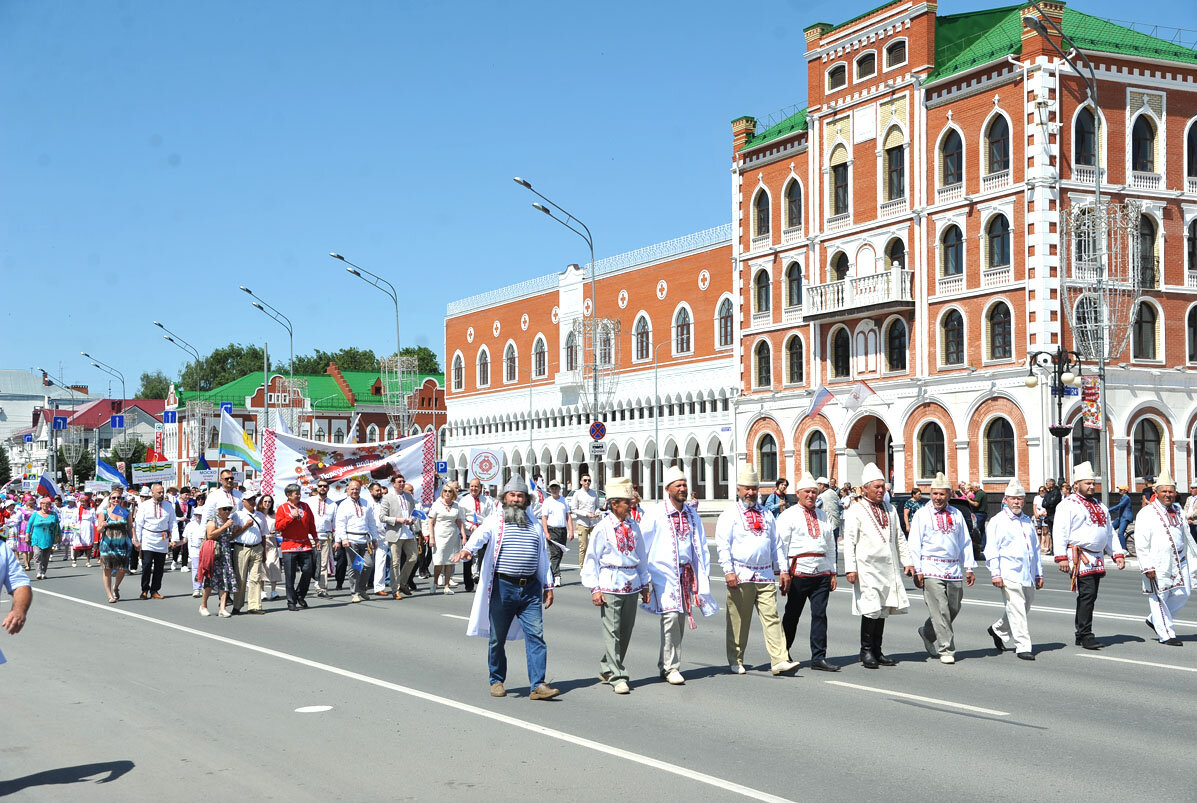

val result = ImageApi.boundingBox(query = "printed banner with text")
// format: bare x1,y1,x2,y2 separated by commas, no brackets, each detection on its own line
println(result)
1081,377,1102,430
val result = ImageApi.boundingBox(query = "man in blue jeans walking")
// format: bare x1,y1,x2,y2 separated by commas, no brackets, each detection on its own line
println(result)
454,475,559,700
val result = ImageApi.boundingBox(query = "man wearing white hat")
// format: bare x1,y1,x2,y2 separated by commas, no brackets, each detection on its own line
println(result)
581,477,651,694
908,473,975,664
984,479,1042,659
641,466,718,685
1052,461,1125,649
1132,469,1195,646
777,472,839,671
842,462,913,668
715,464,798,676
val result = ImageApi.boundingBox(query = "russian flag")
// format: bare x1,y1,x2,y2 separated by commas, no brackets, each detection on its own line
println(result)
805,385,834,420
36,473,60,499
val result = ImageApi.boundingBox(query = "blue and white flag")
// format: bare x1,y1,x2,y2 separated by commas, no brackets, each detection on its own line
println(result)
96,459,127,487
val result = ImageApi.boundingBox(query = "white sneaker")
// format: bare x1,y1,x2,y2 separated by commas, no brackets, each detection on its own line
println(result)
665,670,685,685
612,680,630,694
191,590,201,598
199,607,211,617
940,654,956,665
260,592,268,601
448,578,459,588
72,560,78,568
351,594,363,603
170,562,177,571
444,586,455,595
771,660,800,675
729,663,747,675
218,609,232,618
179,564,188,571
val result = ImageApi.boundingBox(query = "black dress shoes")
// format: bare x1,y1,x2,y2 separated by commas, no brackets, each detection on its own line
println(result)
287,603,299,611
297,598,309,609
1017,652,1035,660
875,652,897,667
987,626,1006,652
859,650,879,669
1077,635,1102,650
809,659,840,672
1163,637,1183,646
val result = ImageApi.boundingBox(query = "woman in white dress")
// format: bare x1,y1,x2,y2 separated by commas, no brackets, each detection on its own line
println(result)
258,495,283,600
427,485,466,594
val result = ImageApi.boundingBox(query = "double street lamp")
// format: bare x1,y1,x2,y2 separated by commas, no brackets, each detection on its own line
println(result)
1024,349,1085,484
81,352,127,447
240,286,294,430
153,321,205,398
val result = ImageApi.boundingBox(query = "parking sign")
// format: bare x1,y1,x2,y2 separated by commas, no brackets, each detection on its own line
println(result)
436,460,448,474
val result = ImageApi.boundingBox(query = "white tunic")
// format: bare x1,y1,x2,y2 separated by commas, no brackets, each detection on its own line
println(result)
715,502,784,583
776,503,836,576
640,501,717,616
1134,501,1197,593
135,500,177,553
308,495,338,536
581,513,650,594
842,499,911,617
908,503,975,581
984,509,1041,587
1053,494,1123,576
460,493,495,539
75,507,97,547
462,514,553,640
334,497,378,545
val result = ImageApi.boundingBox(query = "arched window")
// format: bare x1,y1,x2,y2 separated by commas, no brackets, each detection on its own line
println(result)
884,127,905,201
754,271,771,313
941,225,963,276
886,319,907,371
885,40,906,68
366,424,380,442
477,349,490,386
384,424,397,440
986,115,1010,174
314,426,325,442
785,180,802,230
1071,418,1100,469
753,190,770,237
919,422,946,478
988,302,1012,360
886,238,906,270
1075,107,1097,167
832,328,851,378
1188,121,1197,178
985,418,1015,477
333,427,345,444
758,434,778,483
598,327,612,365
941,130,963,186
831,149,849,216
755,341,771,387
831,252,850,282
565,332,578,371
452,354,463,390
1188,306,1197,363
786,336,804,384
504,344,517,383
827,64,846,90
1133,303,1157,360
987,214,1011,268
941,309,964,365
1133,418,1162,479
855,52,876,79
1139,215,1157,288
533,337,547,377
1189,220,1197,275
674,307,692,354
634,316,650,361
785,263,802,307
807,431,828,478
718,298,734,347
1132,116,1156,173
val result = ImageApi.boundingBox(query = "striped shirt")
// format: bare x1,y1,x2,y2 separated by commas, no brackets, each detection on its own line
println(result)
495,522,541,576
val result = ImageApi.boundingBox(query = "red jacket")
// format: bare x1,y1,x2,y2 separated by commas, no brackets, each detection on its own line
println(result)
274,501,317,552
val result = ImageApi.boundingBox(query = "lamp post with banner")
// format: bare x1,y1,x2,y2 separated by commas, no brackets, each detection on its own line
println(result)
1024,350,1085,483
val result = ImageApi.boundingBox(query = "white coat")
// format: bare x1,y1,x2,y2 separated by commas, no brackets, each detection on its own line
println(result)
640,501,718,617
462,512,553,641
842,499,911,617
1134,501,1197,594
984,509,1041,587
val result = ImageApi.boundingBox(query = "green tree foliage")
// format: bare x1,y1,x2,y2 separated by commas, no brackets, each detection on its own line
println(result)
399,345,441,374
136,370,172,399
286,347,378,375
0,448,10,486
55,447,95,483
101,438,149,482
180,343,271,393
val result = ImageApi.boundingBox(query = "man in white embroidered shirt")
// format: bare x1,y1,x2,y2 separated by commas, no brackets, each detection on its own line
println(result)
307,479,338,597
984,479,1042,659
1133,469,1195,646
134,483,177,600
777,472,839,672
231,482,267,615
908,473,976,664
335,478,379,604
715,464,798,677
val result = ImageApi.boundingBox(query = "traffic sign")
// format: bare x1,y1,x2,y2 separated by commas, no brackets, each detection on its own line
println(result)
220,402,234,415
436,460,448,474
110,414,125,430
23,434,33,443
589,421,606,441
163,410,178,424
589,441,606,459
52,416,68,430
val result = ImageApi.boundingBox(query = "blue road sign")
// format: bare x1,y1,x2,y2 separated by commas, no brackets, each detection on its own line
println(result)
163,410,178,424
110,414,125,430
220,402,234,415
589,421,606,441
24,433,33,443
52,416,68,430
436,460,448,474
1050,386,1080,397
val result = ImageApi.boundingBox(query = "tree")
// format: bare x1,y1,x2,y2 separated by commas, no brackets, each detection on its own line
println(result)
286,347,378,375
101,438,148,482
55,447,94,483
136,370,172,399
400,345,442,374
0,448,10,486
180,343,271,393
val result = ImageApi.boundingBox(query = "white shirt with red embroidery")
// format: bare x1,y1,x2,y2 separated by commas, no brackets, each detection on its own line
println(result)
580,512,650,594
1053,493,1122,573
776,503,836,576
908,503,975,580
714,501,784,583
1133,500,1196,592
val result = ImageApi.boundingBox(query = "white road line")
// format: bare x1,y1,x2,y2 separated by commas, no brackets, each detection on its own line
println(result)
824,680,1010,717
1074,653,1197,673
35,588,793,803
441,613,470,621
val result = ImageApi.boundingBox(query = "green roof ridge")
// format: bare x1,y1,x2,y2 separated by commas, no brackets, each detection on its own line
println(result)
742,107,809,150
1062,9,1197,65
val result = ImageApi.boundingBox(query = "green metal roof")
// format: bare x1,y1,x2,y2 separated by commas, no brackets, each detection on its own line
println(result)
741,107,808,150
175,370,443,411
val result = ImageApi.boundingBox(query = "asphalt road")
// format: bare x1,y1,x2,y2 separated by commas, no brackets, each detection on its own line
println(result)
1,541,1194,802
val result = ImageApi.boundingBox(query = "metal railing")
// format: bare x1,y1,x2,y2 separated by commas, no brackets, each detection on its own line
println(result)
981,169,1011,193
803,267,913,316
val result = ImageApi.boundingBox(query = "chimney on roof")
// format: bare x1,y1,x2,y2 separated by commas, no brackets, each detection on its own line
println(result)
732,116,757,155
1021,1,1067,61
326,361,355,406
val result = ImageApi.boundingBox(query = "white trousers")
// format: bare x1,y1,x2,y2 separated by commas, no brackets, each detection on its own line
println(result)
990,584,1035,653
372,544,389,592
1147,585,1190,642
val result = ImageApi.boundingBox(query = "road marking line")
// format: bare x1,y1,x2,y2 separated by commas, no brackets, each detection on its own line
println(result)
1074,653,1197,673
35,588,793,803
441,614,470,621
295,705,333,713
824,680,1009,717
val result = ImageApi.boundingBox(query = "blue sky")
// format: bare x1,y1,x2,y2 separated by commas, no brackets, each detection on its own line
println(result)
2,0,1188,395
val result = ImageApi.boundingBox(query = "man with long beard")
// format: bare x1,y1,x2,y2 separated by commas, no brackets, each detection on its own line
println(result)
453,475,558,700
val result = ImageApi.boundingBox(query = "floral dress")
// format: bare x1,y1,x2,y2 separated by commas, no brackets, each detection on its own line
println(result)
207,527,238,593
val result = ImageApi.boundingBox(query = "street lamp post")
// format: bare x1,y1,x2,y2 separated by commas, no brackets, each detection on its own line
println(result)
240,287,293,429
513,178,599,419
36,368,79,481
153,321,206,398
1024,349,1085,483
82,352,127,450
652,339,674,500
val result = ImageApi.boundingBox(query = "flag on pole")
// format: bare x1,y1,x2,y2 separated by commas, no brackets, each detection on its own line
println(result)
838,380,878,411
36,473,60,498
271,410,292,435
346,413,362,444
96,459,127,487
805,385,834,419
219,410,263,471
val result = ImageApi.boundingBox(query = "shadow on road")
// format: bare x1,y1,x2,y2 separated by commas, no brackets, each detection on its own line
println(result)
0,760,134,795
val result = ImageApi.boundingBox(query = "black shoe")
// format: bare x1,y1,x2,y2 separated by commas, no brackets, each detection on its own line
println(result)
406,584,420,593
876,652,897,666
231,607,242,615
809,659,840,672
1162,637,1183,646
1078,636,1102,650
297,598,309,609
1017,652,1036,661
287,603,299,611
335,584,344,591
1146,617,1156,634
987,626,1007,652
247,609,266,615
860,650,879,669
139,592,148,600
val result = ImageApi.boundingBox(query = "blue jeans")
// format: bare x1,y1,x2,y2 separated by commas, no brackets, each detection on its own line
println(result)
1117,520,1131,551
488,578,547,688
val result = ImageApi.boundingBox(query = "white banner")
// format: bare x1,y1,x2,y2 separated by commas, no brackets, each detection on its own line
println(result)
84,480,111,494
469,448,504,484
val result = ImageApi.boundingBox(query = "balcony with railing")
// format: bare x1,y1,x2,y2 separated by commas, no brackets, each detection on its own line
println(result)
1130,171,1162,191
781,225,803,244
937,273,964,295
937,183,964,204
825,212,851,232
1187,269,1197,289
879,197,907,218
750,232,771,252
982,264,1013,287
750,310,772,329
1072,165,1106,185
803,266,914,320
1187,176,1197,195
981,169,1010,193
782,304,803,324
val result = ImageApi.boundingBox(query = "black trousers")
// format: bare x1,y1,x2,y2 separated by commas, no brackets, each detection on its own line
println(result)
140,551,166,593
547,526,567,577
1075,574,1101,639
782,574,832,661
282,550,314,604
334,543,347,587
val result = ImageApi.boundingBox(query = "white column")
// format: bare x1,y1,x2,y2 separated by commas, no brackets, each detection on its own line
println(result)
1112,437,1131,488
703,455,716,501
834,447,849,486
890,440,906,491
954,438,971,484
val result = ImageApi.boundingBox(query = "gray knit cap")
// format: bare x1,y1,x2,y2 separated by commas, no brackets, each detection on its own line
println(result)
503,474,529,495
